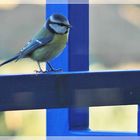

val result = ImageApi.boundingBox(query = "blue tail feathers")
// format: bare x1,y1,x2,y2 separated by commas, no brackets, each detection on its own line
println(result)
0,55,19,67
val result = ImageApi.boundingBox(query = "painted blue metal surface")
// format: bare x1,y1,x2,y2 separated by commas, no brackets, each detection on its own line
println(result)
68,4,89,132
1,71,140,111
0,70,139,136
46,1,89,136
69,130,137,136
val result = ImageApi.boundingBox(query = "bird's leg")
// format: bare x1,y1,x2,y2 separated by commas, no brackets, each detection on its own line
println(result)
35,61,47,73
47,62,62,72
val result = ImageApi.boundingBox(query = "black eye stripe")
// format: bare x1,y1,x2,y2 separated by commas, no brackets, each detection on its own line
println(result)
49,21,67,27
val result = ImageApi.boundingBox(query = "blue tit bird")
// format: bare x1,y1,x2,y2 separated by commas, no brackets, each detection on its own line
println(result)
0,14,71,73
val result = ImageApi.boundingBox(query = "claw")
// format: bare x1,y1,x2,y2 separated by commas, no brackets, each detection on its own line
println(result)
34,70,47,74
48,68,63,72
35,61,63,73
47,62,63,72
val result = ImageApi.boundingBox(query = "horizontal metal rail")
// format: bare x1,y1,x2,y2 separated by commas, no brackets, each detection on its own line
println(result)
0,70,140,111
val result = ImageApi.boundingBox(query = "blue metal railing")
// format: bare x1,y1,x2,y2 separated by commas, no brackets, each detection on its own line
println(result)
46,0,140,137
46,2,89,136
0,0,139,137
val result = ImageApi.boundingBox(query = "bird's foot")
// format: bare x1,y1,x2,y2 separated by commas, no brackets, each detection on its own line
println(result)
48,68,63,72
34,70,47,74
34,69,62,73
47,62,63,72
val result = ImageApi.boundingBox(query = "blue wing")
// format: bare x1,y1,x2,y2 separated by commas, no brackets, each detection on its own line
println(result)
16,35,54,60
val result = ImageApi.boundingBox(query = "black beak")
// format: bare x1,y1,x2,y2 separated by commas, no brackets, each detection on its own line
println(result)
66,24,72,28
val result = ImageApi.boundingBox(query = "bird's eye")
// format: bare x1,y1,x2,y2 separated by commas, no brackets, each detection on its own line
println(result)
57,23,63,27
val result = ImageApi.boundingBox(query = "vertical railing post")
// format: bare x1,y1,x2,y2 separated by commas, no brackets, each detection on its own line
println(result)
68,4,89,131
46,0,89,136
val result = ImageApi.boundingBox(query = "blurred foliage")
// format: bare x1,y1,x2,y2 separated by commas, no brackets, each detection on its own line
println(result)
4,110,46,136
89,105,137,132
0,110,46,136
90,5,140,68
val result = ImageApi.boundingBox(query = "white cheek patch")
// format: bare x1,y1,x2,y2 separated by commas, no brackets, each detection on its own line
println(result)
49,24,67,34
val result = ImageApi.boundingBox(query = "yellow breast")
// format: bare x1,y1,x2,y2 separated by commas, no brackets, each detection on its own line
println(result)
31,33,68,62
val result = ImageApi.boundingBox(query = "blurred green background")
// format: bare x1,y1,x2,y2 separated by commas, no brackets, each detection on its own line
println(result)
0,3,140,136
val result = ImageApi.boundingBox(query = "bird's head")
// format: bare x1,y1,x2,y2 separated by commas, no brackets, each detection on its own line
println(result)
46,14,71,35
